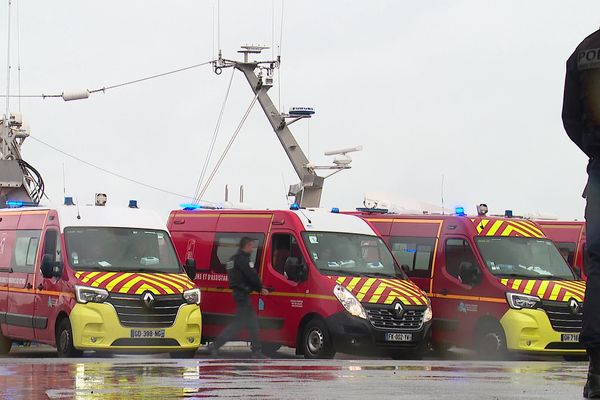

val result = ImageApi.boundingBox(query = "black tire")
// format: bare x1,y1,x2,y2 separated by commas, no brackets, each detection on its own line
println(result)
0,329,11,355
563,354,588,362
170,350,197,359
56,318,83,358
474,322,507,360
301,319,335,359
261,343,282,357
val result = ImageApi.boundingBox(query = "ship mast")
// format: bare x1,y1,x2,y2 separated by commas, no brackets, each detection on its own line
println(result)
214,46,360,208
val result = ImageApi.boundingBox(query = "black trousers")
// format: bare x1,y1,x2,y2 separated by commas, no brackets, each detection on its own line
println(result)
583,160,600,349
212,290,261,351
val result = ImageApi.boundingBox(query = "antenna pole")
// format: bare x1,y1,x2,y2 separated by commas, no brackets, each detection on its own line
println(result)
5,0,12,119
441,174,445,215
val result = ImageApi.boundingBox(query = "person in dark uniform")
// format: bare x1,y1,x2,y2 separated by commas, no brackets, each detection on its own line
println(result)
563,27,600,398
208,237,269,359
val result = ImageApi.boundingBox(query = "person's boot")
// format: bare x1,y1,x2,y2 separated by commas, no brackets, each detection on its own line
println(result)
207,343,220,358
585,348,600,398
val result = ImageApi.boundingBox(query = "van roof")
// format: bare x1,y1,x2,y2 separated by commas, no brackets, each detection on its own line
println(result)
1,205,167,232
357,212,545,238
170,208,377,236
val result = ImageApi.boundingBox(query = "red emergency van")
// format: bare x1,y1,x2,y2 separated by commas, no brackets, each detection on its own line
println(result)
168,207,432,359
536,221,587,280
0,200,201,357
355,210,586,358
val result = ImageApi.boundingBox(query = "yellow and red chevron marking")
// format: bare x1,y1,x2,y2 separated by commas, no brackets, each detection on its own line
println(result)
335,277,428,306
500,278,586,302
75,271,194,295
472,218,544,238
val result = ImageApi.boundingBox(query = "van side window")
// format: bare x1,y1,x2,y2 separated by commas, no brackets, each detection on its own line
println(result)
445,238,480,284
389,236,436,278
210,233,264,274
555,241,576,267
42,229,61,264
271,233,304,282
12,230,41,273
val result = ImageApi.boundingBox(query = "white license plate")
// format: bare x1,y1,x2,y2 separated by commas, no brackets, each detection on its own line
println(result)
385,333,413,342
561,334,580,343
130,329,165,339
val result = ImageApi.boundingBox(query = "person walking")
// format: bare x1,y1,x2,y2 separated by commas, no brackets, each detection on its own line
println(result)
563,28,600,398
208,237,269,359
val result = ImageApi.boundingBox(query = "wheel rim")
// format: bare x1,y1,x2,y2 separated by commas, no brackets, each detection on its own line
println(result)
59,329,69,353
481,332,502,353
307,328,324,355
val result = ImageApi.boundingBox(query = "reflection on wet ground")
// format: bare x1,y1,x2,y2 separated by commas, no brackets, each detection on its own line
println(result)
0,354,589,400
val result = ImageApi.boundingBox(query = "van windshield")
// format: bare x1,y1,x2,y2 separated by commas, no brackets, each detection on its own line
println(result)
302,232,404,279
475,237,575,280
64,227,181,273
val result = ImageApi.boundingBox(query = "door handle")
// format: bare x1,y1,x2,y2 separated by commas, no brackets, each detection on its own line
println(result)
440,289,449,296
25,283,33,290
37,284,44,291
266,287,275,293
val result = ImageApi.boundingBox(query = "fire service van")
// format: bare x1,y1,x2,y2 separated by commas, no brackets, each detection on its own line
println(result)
355,209,586,358
536,220,587,280
168,207,432,359
0,197,201,357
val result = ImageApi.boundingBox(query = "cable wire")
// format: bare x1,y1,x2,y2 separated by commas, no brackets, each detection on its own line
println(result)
192,67,235,203
28,135,217,204
197,90,259,200
0,60,214,98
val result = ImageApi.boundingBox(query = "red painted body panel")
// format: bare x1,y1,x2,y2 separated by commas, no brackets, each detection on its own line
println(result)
536,221,587,279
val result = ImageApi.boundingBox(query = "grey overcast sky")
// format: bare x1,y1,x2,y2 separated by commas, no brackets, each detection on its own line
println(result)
1,1,597,219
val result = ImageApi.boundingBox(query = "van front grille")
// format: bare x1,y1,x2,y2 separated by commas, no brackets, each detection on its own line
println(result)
541,300,583,333
364,304,425,331
107,293,185,328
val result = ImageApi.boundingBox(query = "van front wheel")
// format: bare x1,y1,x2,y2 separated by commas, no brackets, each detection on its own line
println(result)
56,319,83,358
0,329,11,355
302,319,335,359
475,322,507,360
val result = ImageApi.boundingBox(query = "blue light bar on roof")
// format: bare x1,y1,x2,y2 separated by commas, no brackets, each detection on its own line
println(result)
6,200,38,208
290,203,300,210
455,207,466,216
181,203,202,211
331,207,340,213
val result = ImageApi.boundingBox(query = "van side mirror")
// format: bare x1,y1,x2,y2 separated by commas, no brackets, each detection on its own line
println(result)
401,264,410,274
458,262,480,286
41,254,61,279
184,259,197,280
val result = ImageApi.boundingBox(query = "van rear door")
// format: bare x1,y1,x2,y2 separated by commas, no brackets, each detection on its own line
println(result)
6,215,42,340
0,212,19,334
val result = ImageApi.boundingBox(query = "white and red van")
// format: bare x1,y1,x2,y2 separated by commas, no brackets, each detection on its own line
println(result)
0,198,201,357
168,207,432,359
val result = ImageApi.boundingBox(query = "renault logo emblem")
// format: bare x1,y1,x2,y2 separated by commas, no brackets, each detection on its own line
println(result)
569,298,582,315
394,302,405,318
142,292,156,309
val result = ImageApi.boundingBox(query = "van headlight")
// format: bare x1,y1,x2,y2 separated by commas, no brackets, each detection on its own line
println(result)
75,285,109,304
506,292,540,310
423,297,433,323
183,288,201,305
333,284,367,319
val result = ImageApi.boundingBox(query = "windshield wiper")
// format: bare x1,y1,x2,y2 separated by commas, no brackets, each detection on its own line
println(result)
361,272,398,279
497,273,570,281
124,268,172,274
318,268,366,277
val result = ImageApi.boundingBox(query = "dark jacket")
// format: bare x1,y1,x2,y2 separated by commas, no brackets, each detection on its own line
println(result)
226,250,263,294
563,29,600,159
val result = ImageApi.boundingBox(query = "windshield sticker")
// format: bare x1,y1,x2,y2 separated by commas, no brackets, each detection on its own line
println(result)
308,235,319,244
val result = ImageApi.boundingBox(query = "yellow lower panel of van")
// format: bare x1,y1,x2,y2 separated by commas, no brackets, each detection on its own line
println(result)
500,309,583,354
70,303,201,352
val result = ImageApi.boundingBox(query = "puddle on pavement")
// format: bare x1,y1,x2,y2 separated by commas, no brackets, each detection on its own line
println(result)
0,360,588,399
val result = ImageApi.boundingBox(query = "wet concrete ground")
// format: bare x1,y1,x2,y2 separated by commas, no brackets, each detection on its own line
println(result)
0,346,590,399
